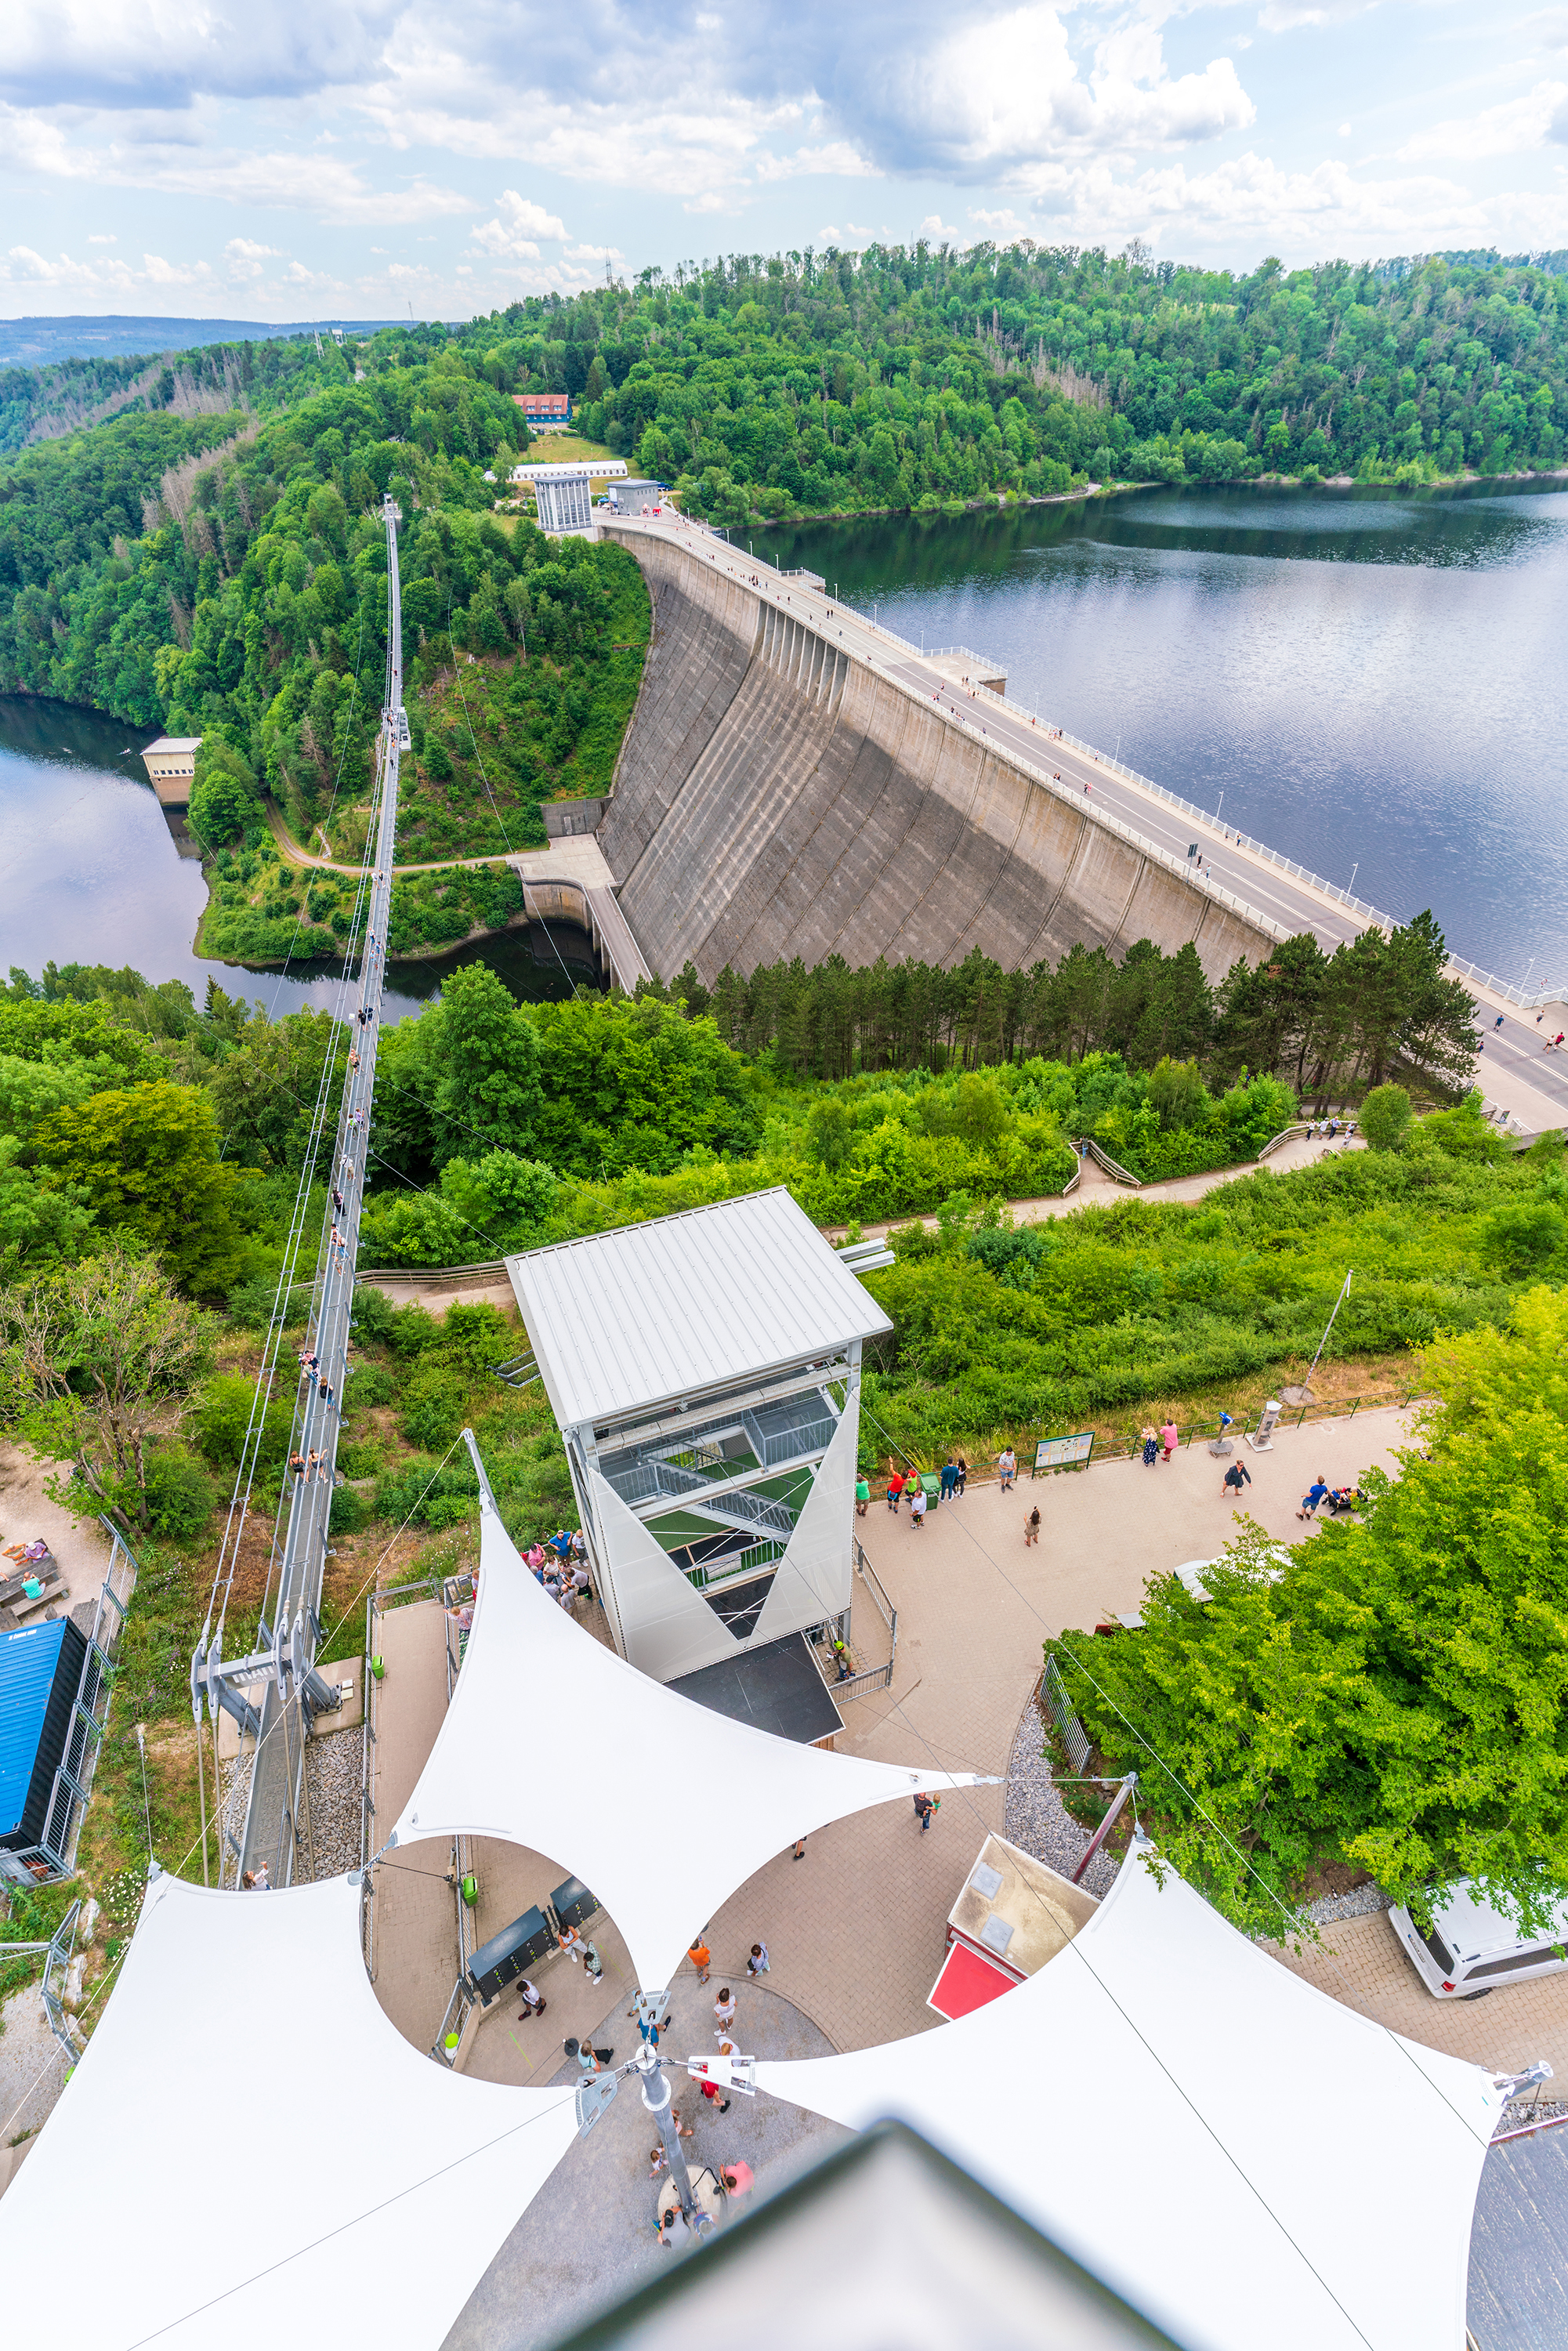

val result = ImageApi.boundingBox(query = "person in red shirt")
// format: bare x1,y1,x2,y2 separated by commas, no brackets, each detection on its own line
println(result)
886,1469,905,1512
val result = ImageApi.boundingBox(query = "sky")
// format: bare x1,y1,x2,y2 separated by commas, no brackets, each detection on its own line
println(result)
0,0,1564,320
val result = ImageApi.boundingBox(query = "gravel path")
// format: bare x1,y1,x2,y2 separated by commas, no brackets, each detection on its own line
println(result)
1003,1699,1117,1899
303,1727,363,1880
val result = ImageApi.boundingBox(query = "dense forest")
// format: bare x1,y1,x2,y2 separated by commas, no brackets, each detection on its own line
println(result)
437,239,1568,518
0,342,663,871
5,236,1563,820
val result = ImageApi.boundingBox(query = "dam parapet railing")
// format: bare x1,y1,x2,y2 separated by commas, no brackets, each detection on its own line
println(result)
835,589,1563,1012
686,529,1555,1012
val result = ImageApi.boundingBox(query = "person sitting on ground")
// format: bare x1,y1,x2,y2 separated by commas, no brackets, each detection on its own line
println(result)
1298,1476,1331,1520
1222,1460,1251,1502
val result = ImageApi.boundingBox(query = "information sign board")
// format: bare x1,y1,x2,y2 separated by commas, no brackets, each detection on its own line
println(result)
1032,1433,1094,1476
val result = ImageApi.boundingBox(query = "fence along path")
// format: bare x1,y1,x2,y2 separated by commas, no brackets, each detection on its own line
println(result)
196,494,408,1891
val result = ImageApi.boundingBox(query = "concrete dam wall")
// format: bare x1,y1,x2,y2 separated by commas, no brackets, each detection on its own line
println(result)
599,526,1275,987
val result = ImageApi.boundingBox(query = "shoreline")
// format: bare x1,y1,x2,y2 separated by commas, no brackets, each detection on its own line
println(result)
718,462,1568,532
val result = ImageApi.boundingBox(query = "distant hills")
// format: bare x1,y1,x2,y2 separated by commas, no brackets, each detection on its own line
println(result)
0,316,413,368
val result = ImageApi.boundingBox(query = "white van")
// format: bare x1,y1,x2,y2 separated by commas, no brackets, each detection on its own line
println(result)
1389,1880,1568,1998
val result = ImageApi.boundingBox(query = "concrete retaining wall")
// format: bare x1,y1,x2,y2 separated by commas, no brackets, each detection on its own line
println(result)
600,528,1273,986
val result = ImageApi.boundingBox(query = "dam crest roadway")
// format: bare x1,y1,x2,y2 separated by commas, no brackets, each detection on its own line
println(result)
595,511,1568,1135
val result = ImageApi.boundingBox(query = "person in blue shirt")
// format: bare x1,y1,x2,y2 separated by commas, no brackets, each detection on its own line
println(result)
1298,1476,1331,1520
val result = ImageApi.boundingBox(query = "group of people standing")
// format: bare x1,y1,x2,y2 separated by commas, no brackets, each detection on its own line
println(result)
524,1528,592,1611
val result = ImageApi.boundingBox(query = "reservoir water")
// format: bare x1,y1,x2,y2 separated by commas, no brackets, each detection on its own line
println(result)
5,481,1566,1004
0,696,597,1022
761,480,1568,992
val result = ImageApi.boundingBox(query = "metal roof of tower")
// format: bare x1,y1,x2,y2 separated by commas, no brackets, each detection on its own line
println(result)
505,1187,893,1430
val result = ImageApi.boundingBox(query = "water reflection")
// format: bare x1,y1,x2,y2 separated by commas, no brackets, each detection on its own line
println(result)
0,696,602,1023
758,481,1568,984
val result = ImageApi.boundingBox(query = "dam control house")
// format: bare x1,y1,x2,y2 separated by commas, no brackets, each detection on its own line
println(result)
505,1190,893,1685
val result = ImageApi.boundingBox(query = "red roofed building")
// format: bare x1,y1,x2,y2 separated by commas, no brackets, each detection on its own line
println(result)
514,392,571,428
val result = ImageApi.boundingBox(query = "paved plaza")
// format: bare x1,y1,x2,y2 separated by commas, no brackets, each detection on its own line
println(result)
357,1396,1568,2338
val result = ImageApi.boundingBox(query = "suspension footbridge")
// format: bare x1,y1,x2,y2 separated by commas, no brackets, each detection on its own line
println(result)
193,493,411,1889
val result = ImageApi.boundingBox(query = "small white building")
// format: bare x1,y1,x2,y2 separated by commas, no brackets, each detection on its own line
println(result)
140,734,201,808
512,458,628,538
506,1189,893,1683
606,478,667,516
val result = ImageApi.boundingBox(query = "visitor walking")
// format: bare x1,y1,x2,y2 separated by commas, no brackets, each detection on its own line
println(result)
910,1483,928,1528
516,1978,546,2018
688,1938,711,1984
1024,1506,1041,1548
855,1476,870,1516
1221,1461,1251,1502
1298,1476,1331,1520
998,1446,1017,1491
565,2036,614,2073
914,1792,939,1833
1161,1420,1179,1463
791,1837,807,1861
721,2162,755,2203
713,1987,737,2032
1140,1425,1159,1467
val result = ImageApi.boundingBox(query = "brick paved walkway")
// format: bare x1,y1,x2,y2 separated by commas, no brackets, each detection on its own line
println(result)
704,1409,1414,2052
1266,1912,1568,2083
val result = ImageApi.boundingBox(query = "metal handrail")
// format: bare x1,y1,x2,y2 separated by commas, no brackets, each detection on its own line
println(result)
686,1535,786,1592
1080,1136,1141,1188
1040,1656,1092,1775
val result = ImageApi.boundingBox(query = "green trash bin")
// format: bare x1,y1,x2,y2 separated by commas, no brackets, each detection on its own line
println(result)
920,1472,940,1510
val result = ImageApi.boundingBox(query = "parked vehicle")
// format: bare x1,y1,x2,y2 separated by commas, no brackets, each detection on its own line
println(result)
1389,1880,1568,1998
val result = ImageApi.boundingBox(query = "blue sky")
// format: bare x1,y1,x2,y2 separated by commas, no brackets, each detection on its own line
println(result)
1,0,1564,317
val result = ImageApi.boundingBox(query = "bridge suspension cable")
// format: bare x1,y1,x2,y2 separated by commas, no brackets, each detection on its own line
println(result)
193,494,410,1890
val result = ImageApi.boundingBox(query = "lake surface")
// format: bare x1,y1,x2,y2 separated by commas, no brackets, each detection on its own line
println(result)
759,480,1568,991
0,697,598,1023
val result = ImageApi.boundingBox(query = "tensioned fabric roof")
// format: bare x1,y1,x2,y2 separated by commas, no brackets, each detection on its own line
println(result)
505,1186,893,1430
754,1840,1506,2351
0,1872,578,2351
389,1468,987,1988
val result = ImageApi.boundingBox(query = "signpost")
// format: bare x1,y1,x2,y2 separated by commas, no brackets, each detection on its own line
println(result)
1032,1433,1094,1477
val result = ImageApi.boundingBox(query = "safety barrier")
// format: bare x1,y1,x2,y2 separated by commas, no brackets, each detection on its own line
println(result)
1039,1656,1092,1775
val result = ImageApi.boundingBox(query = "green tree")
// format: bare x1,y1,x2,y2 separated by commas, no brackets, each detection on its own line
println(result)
0,1244,215,1530
28,1079,248,1291
1051,1287,1568,1936
205,1008,346,1173
1360,1084,1413,1151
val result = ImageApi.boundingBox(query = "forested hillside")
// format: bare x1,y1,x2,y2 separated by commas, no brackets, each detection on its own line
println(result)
0,341,658,867
432,240,1568,517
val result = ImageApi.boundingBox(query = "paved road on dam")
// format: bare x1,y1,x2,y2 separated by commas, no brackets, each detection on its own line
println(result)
617,514,1568,1132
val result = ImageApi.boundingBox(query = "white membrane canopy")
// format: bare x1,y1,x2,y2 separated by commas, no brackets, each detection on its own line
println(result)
391,1480,987,1987
0,1872,577,2351
754,1842,1505,2351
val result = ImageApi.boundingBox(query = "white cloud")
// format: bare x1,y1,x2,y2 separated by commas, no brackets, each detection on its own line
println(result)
685,190,730,213
755,139,877,181
87,230,117,244
224,234,280,281
567,241,624,261
469,190,568,258
143,251,214,285
917,212,964,241
1398,79,1568,161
